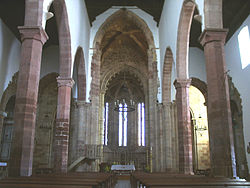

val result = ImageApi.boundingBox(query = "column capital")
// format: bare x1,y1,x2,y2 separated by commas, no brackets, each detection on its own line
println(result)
18,26,48,45
174,79,192,89
0,111,7,119
199,28,228,47
57,77,75,88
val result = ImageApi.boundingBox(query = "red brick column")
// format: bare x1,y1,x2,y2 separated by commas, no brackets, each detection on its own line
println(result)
200,29,237,177
54,77,74,173
9,26,48,177
174,79,193,174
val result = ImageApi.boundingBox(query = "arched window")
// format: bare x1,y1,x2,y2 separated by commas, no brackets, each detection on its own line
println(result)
119,103,128,146
103,102,109,145
138,103,145,146
238,26,250,69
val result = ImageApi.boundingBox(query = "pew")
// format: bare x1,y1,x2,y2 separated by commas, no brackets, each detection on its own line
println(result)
0,172,116,188
131,171,250,188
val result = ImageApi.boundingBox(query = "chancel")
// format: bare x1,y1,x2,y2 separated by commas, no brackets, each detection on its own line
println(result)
0,0,250,187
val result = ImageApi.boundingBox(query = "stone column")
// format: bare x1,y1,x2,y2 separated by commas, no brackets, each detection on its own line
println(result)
90,46,101,145
147,49,158,171
174,79,193,174
200,29,236,177
98,92,105,166
75,100,90,159
8,26,48,177
157,104,164,171
54,77,74,173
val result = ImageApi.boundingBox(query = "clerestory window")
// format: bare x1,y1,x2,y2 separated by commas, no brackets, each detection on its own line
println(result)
119,103,128,146
138,103,145,146
103,102,109,145
238,26,250,69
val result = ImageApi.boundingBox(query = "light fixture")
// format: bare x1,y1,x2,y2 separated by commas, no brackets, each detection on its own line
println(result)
114,98,135,112
113,72,135,112
194,115,207,131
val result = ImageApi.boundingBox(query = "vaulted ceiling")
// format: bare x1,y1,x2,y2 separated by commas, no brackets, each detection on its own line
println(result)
100,11,148,63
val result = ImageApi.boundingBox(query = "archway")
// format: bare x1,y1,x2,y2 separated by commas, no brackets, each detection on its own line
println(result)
189,85,210,174
228,76,249,178
91,9,157,172
176,0,197,79
0,72,18,147
52,0,72,77
72,47,86,101
49,0,74,173
33,73,58,174
0,95,16,162
174,0,200,174
162,47,173,105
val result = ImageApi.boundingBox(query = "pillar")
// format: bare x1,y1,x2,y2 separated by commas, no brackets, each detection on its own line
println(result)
9,26,48,177
147,49,158,171
75,100,89,159
200,29,236,177
90,45,101,145
54,77,74,173
174,79,193,174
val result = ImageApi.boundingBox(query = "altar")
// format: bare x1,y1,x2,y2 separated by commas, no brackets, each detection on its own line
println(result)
111,165,135,174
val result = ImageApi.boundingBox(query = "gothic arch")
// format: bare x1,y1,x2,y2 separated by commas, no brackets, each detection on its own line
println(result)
90,9,157,97
0,72,18,113
33,72,58,172
53,0,72,78
39,72,59,94
190,77,208,104
100,64,148,96
162,47,173,105
228,76,249,178
73,47,86,101
176,0,197,79
0,72,18,145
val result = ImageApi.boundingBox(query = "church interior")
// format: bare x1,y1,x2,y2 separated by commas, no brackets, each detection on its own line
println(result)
0,0,250,187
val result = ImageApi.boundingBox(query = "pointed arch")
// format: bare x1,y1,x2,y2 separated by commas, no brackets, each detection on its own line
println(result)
162,47,173,105
100,64,148,96
53,0,72,77
0,72,18,113
73,47,86,101
39,72,59,93
190,77,208,105
90,9,157,99
176,0,197,79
